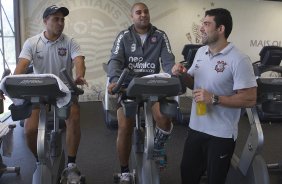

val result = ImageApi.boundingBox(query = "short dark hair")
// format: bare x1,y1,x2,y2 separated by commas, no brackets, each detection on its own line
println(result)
205,8,232,39
131,2,148,14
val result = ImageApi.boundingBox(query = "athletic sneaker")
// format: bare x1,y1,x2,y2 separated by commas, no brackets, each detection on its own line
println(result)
119,172,132,184
60,163,82,184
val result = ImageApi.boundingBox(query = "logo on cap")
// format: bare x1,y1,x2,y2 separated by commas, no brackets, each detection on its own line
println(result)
43,5,69,19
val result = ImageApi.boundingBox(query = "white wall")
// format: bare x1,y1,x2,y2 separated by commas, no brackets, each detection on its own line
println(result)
20,0,282,100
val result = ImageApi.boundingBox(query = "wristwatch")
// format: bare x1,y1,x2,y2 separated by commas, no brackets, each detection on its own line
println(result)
211,94,219,105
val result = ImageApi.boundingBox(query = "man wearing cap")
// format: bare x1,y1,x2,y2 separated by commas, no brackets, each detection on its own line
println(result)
14,5,87,179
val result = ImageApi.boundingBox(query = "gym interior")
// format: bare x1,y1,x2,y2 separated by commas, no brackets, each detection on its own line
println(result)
0,0,282,183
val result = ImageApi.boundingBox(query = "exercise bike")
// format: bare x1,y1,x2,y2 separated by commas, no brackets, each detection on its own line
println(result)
1,69,84,184
225,107,270,184
252,46,282,178
111,69,182,184
0,68,21,177
224,46,279,184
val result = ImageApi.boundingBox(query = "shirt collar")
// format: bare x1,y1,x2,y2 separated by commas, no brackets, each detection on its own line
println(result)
40,31,64,43
205,42,234,56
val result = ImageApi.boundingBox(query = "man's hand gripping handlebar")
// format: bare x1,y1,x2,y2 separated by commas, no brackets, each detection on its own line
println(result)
108,68,130,95
60,68,84,96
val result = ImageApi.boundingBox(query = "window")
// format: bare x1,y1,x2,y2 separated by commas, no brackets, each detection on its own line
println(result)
0,0,16,114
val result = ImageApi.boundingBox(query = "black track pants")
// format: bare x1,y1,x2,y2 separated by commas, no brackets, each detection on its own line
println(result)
180,129,235,184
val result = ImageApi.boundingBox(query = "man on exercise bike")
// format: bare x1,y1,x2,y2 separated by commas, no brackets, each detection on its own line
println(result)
107,2,175,183
13,5,87,180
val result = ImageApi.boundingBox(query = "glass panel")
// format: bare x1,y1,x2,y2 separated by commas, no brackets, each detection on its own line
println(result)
0,0,15,115
1,0,14,36
4,37,16,69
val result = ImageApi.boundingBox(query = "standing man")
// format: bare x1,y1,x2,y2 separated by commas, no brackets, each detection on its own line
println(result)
107,2,175,183
14,5,87,179
172,8,257,184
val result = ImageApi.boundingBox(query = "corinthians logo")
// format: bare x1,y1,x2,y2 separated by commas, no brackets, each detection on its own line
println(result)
186,2,216,44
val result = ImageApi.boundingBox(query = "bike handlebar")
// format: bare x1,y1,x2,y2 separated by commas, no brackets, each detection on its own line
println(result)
60,68,84,96
111,68,130,94
1,69,11,80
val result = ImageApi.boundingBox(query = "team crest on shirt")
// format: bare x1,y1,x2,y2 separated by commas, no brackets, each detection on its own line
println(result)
150,36,157,43
215,61,227,73
58,47,67,56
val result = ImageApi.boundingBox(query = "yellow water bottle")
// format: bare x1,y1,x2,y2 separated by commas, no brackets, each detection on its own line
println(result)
196,101,206,116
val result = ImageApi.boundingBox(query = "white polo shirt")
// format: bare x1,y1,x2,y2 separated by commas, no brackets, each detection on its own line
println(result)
19,31,84,82
188,43,257,140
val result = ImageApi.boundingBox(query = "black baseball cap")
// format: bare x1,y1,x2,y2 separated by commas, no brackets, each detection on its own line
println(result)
43,5,69,19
